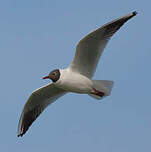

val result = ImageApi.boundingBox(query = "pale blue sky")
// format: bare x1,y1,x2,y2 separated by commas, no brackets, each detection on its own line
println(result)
0,0,150,152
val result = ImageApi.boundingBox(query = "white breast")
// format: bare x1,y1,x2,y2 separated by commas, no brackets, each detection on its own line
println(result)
55,68,93,93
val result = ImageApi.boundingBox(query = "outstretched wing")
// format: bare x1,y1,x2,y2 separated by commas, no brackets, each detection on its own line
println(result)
69,11,137,78
17,83,66,137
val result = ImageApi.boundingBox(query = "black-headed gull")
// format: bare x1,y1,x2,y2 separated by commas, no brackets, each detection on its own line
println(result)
18,11,137,137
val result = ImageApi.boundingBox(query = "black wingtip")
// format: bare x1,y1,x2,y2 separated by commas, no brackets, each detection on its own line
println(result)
18,132,25,137
17,134,22,137
17,131,24,137
132,11,137,16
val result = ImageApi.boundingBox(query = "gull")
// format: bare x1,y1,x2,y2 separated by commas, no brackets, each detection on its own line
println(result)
17,11,137,137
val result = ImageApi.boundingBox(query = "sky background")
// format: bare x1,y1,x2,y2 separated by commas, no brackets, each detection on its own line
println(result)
0,0,150,152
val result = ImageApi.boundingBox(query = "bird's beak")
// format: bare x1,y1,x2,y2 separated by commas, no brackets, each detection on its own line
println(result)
42,76,50,79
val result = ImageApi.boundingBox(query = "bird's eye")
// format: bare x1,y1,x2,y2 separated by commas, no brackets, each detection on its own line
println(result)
52,72,56,76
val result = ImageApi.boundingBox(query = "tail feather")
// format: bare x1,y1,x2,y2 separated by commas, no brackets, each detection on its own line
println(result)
88,80,114,100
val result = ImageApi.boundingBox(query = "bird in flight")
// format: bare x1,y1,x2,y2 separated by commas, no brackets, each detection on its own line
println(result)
18,11,137,137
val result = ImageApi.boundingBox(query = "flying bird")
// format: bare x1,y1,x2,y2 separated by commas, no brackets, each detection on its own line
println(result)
18,11,137,137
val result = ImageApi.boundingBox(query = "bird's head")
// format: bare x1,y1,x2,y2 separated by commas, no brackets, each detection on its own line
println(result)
43,69,60,82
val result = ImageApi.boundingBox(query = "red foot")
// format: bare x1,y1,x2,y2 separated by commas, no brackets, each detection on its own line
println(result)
92,88,105,97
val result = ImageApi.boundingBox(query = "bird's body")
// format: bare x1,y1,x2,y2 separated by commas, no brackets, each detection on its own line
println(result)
17,11,137,137
55,68,93,94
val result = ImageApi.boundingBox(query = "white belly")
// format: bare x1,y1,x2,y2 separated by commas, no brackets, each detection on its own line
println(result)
55,69,93,93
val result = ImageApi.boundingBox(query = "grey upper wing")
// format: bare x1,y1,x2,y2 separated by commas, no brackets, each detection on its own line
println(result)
17,83,66,137
69,11,137,78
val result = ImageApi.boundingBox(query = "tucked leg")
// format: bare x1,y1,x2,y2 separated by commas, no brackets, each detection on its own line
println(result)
91,88,105,97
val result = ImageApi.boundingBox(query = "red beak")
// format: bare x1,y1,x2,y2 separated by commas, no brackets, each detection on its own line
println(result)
42,76,50,79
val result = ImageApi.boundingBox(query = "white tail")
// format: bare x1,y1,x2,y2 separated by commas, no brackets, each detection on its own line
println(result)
88,80,114,100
